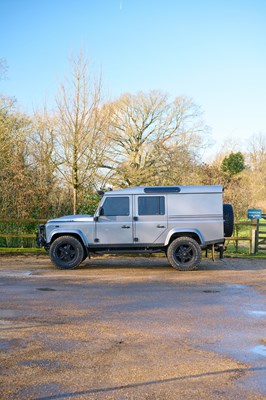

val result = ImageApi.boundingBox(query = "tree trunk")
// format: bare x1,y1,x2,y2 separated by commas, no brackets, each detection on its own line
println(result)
73,186,77,215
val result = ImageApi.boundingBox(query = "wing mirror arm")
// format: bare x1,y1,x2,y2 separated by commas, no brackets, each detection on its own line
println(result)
94,207,104,221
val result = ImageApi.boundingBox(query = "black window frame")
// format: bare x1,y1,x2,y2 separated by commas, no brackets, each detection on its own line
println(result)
102,196,130,216
138,196,165,216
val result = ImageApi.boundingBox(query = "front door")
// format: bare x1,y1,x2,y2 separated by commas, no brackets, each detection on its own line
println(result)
95,195,133,244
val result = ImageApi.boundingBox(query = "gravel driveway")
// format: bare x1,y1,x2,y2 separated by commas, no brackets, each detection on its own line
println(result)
1,254,266,399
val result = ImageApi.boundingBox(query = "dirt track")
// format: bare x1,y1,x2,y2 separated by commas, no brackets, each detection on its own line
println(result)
1,254,266,399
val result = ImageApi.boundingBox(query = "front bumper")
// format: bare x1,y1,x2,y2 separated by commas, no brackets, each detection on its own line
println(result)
36,224,48,248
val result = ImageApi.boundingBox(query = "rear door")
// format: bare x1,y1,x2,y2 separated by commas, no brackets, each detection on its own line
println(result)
133,195,168,244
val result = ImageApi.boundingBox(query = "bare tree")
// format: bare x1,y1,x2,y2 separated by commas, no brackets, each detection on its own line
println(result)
27,108,71,217
104,91,209,187
245,133,266,211
54,53,108,214
0,96,33,218
247,132,266,171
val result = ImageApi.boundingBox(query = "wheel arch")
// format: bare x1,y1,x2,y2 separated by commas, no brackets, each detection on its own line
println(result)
165,229,204,247
50,231,88,255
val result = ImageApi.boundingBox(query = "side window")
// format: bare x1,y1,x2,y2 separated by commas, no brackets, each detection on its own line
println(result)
138,196,165,216
102,197,130,216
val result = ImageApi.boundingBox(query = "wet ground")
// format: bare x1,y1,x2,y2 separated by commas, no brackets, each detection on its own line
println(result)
0,254,266,399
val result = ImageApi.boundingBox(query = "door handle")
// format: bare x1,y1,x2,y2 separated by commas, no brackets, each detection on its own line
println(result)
121,225,130,229
157,225,165,228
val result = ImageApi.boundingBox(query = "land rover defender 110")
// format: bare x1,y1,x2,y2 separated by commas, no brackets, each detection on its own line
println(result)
37,185,234,271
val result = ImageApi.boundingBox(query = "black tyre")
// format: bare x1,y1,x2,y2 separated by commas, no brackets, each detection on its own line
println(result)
49,236,85,269
223,204,234,237
167,237,202,271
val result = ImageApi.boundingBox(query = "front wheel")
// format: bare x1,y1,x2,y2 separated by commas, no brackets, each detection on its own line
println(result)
49,236,85,269
167,237,202,271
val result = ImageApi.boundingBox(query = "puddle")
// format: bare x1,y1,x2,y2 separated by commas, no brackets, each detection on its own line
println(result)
0,310,17,318
20,359,68,370
225,284,247,290
0,319,45,330
0,341,10,350
248,310,266,317
0,271,32,278
252,345,266,357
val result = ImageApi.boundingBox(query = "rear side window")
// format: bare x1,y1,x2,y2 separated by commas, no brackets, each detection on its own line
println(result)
138,196,165,215
102,197,130,216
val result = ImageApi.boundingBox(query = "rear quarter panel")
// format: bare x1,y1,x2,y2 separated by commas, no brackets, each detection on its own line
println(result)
165,192,224,243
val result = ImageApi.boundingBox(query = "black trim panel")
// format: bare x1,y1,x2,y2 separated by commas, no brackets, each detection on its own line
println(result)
144,187,181,193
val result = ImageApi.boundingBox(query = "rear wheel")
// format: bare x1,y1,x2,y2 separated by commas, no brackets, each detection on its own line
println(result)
167,237,202,271
49,236,84,269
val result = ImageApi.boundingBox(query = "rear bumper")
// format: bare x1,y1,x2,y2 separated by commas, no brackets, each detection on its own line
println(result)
202,239,225,248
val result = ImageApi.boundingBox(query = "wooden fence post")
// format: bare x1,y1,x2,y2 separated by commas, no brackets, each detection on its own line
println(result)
251,220,257,255
256,218,260,253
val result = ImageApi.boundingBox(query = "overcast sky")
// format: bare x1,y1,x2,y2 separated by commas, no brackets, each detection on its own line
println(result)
1,0,266,159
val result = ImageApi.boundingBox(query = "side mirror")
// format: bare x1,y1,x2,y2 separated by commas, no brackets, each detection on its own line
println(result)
99,207,104,216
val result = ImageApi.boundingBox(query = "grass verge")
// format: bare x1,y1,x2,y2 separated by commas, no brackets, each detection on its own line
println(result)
0,248,46,255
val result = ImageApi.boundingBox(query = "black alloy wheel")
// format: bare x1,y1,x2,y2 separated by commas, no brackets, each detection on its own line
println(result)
167,236,202,271
49,236,85,269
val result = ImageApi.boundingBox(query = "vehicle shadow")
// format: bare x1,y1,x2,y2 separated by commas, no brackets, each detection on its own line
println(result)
199,256,266,271
81,255,266,272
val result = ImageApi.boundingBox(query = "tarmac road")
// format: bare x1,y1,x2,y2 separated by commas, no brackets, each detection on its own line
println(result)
0,254,266,399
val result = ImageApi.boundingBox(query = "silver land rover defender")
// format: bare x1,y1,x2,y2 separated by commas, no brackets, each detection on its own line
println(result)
37,185,234,271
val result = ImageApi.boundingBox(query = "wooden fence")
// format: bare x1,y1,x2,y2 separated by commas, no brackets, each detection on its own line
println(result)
225,215,266,254
0,219,46,247
0,217,265,253
225,221,255,254
256,215,266,252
